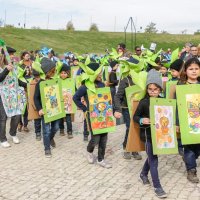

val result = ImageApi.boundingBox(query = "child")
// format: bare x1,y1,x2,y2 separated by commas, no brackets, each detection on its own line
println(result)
73,62,112,168
176,57,200,183
34,57,59,157
159,65,169,80
59,63,73,139
169,59,184,81
133,69,167,198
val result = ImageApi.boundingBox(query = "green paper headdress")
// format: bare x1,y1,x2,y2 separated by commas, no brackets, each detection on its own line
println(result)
32,61,45,79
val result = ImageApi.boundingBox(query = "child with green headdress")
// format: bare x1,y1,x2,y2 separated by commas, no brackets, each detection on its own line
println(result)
73,62,112,168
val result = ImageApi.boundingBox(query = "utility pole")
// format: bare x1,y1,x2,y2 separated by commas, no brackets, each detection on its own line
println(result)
4,10,6,27
114,16,116,32
47,13,49,29
24,9,26,29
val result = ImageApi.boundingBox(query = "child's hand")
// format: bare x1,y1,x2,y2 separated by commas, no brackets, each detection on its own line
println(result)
142,118,150,125
176,126,180,133
114,111,122,119
6,64,13,71
39,109,44,116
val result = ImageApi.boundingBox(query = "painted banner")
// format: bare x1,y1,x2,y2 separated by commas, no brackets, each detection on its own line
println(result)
150,98,178,155
40,79,65,123
87,87,115,134
165,81,177,99
61,78,77,114
70,66,79,79
176,85,200,144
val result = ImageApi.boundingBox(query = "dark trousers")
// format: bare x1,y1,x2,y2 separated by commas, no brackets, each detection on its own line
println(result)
0,97,21,142
86,114,108,161
122,108,130,149
34,118,42,134
19,106,28,127
87,133,108,162
184,144,200,170
59,114,72,133
41,118,59,151
110,87,116,113
141,141,161,188
83,119,89,136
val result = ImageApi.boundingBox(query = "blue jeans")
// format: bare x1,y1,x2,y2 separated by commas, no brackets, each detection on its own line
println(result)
184,144,200,170
141,141,161,188
59,114,72,133
34,118,42,134
122,108,130,149
41,118,59,151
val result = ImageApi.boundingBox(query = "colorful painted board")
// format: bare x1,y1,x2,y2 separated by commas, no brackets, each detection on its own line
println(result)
150,98,178,155
70,66,79,79
176,85,200,144
126,101,145,152
166,81,177,99
61,78,77,114
87,87,115,134
27,80,40,120
40,79,65,123
125,85,144,117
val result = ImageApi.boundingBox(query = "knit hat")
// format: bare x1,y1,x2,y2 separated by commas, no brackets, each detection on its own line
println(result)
60,63,70,72
146,69,162,89
87,62,100,71
40,57,56,74
110,60,118,68
170,59,184,72
1,46,16,54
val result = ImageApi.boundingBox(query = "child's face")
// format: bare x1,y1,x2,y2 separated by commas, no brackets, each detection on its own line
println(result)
171,69,180,78
46,67,56,78
147,84,161,97
159,66,168,74
24,53,30,61
186,63,200,81
60,71,68,79
95,72,102,82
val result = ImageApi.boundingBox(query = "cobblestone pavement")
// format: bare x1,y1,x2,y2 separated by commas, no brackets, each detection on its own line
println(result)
0,120,200,200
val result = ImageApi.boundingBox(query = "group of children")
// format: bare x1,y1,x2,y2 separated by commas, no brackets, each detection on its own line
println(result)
0,43,200,199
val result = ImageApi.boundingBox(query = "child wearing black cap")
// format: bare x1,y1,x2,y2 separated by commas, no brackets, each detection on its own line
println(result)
59,63,73,139
34,57,59,157
169,59,184,81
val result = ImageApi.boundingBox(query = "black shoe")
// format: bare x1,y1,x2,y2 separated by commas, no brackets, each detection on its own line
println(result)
67,132,73,139
140,174,150,185
132,152,142,160
36,133,41,141
45,149,52,158
50,138,56,148
123,152,131,159
83,135,88,142
154,187,167,198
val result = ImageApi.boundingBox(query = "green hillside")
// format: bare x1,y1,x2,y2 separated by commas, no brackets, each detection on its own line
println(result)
0,27,200,55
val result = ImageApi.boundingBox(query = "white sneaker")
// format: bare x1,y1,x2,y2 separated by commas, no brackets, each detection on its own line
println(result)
1,141,11,148
97,160,112,169
87,152,95,164
12,136,20,144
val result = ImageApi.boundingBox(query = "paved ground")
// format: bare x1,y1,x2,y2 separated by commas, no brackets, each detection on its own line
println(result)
0,120,200,200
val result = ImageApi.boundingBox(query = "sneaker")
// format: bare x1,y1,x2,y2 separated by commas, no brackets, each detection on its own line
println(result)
12,136,20,144
45,150,52,158
87,152,95,164
60,129,65,136
123,151,132,159
97,160,112,169
18,125,23,132
154,187,167,198
23,126,29,132
83,135,89,142
67,132,73,139
1,141,11,148
36,133,41,141
187,169,199,183
132,152,142,160
50,138,56,148
140,173,150,185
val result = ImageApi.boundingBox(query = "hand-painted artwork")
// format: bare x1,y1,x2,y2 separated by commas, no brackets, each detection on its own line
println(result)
0,66,26,117
88,87,115,134
186,94,200,134
154,105,175,149
71,66,79,79
40,79,65,123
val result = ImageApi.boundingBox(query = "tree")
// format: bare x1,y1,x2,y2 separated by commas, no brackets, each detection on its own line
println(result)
89,23,99,32
161,30,169,34
144,22,158,33
66,21,75,31
194,29,200,35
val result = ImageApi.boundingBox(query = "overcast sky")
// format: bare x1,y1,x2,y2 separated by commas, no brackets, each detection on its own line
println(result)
0,0,199,34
